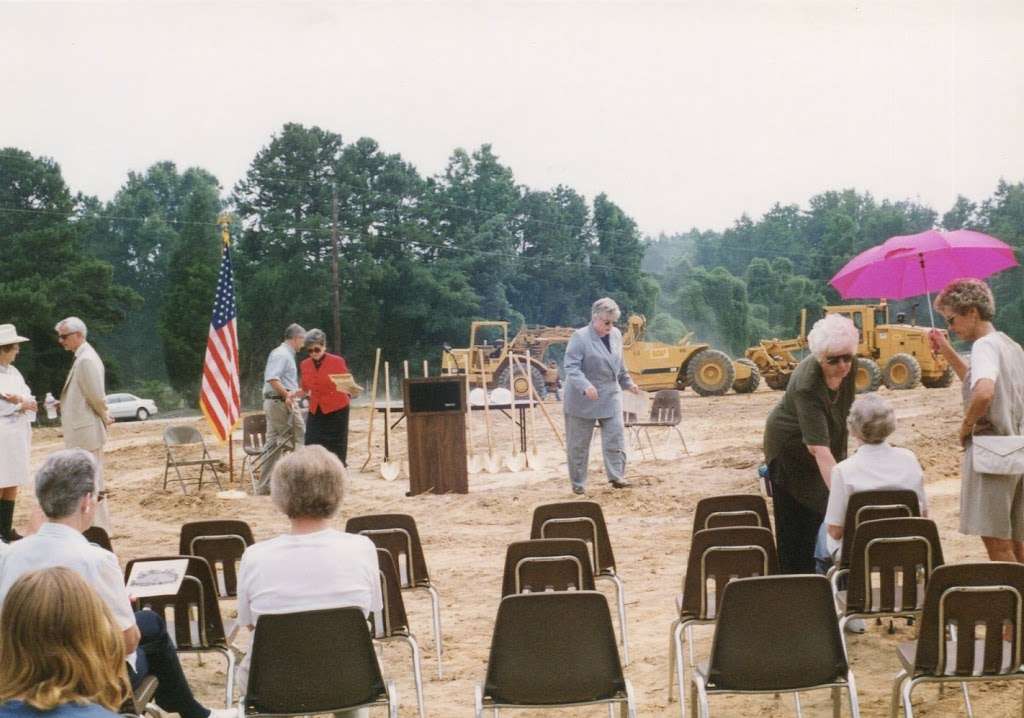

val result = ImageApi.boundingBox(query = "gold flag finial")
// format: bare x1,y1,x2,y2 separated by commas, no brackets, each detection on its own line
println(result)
217,212,233,247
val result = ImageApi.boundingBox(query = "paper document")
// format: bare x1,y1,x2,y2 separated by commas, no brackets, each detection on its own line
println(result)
125,558,189,598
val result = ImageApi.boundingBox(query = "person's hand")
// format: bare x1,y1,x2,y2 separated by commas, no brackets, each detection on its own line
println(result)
928,328,949,355
104,413,115,426
584,386,599,400
0,392,17,404
959,421,973,448
22,398,37,412
627,385,642,395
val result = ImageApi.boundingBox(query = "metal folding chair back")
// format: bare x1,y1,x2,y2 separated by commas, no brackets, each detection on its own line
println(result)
476,591,635,717
625,389,688,457
239,414,267,487
530,500,630,663
835,489,921,572
162,425,223,495
345,513,444,678
892,562,1024,717
501,538,596,597
179,519,255,598
124,555,235,707
245,606,396,718
691,575,860,718
692,495,771,533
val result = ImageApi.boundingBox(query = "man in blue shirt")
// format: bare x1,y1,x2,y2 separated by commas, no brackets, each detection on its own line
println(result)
255,323,306,495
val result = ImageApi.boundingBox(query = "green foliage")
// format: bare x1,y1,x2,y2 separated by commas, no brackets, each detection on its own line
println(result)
645,312,688,343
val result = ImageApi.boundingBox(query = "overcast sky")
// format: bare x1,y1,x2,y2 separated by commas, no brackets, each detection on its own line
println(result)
2,0,1022,236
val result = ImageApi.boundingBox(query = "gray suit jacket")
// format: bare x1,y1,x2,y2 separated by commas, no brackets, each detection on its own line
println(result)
563,324,636,420
60,342,108,451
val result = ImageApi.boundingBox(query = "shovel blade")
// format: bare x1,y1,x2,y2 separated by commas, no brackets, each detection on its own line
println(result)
526,450,547,470
380,462,401,481
467,454,483,474
504,454,527,472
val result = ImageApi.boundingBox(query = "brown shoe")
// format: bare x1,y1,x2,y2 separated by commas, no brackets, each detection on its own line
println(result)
572,485,586,495
609,479,631,489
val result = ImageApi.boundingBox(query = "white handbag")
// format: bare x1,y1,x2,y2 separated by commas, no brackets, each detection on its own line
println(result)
972,435,1024,475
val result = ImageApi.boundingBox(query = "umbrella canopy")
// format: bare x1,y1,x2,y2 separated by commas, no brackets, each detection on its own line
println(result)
830,229,1018,301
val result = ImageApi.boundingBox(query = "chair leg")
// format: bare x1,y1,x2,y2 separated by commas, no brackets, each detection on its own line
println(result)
890,670,906,718
643,428,658,460
846,670,861,718
221,648,235,708
425,585,444,678
793,691,802,718
606,573,630,665
960,682,973,718
401,635,425,718
667,619,678,701
687,623,696,668
672,426,689,455
671,620,688,718
901,678,916,718
832,687,841,718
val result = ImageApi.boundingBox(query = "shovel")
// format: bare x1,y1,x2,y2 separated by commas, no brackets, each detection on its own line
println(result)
380,361,401,481
360,348,382,472
523,353,547,469
503,353,527,472
465,367,483,474
479,349,501,473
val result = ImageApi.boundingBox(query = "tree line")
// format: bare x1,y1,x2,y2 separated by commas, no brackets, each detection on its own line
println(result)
1,127,1021,408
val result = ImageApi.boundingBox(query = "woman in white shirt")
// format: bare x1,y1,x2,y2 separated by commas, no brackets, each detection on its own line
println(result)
0,325,37,543
815,392,928,572
236,445,382,714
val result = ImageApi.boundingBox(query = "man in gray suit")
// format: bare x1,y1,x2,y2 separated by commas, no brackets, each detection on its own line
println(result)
563,297,641,494
56,316,113,529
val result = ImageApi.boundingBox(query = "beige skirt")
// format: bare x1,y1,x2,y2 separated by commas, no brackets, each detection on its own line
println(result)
959,445,1024,540
0,415,32,489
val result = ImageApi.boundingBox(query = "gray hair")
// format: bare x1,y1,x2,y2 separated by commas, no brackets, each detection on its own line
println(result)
35,449,98,518
807,314,858,360
303,328,327,348
54,316,88,338
271,445,344,519
935,278,996,322
284,323,306,340
591,297,622,321
848,392,896,444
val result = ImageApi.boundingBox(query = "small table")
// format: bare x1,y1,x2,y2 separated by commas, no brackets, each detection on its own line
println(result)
375,399,535,452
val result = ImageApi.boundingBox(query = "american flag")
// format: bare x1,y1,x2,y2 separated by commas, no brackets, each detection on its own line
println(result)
199,234,241,442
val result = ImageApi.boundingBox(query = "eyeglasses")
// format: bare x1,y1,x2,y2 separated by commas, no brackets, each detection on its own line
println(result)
307,346,325,355
825,354,854,366
57,332,77,340
95,490,108,503
942,314,957,326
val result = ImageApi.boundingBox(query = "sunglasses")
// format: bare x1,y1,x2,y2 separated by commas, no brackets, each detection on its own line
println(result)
942,314,957,326
307,346,325,355
825,354,854,366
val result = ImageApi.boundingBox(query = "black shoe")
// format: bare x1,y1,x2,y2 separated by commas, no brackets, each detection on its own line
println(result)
572,485,586,495
609,479,632,489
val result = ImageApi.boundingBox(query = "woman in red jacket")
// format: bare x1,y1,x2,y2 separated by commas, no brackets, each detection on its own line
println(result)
299,329,353,466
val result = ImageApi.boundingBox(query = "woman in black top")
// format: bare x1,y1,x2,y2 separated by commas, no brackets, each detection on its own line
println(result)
763,313,859,573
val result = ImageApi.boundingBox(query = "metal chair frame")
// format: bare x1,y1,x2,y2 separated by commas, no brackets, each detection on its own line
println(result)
375,550,425,718
891,584,1024,718
624,389,689,459
539,516,629,665
702,510,763,530
162,426,223,495
514,555,586,594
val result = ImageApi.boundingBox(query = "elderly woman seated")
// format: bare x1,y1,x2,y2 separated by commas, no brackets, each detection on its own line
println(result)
236,445,382,714
815,392,929,572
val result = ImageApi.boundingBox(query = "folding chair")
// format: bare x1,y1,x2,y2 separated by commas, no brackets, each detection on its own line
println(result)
238,414,267,489
624,389,688,458
692,494,771,532
179,519,255,598
124,555,235,707
530,501,630,663
374,548,425,718
162,426,223,494
828,489,921,578
475,591,636,717
345,513,444,677
668,526,779,717
83,525,114,553
500,538,596,597
690,575,861,718
119,674,159,718
833,518,944,641
244,606,397,718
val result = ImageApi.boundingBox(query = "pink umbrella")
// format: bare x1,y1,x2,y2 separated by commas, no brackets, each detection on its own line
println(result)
830,229,1018,325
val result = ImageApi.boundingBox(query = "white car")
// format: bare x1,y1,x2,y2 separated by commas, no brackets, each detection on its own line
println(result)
105,393,159,421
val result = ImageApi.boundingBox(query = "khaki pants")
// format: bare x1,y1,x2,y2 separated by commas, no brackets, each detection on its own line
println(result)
254,399,305,495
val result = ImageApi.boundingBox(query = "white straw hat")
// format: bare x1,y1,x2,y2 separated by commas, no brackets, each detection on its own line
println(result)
0,324,30,345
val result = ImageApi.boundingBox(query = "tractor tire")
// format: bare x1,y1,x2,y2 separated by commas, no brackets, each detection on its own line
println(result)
732,358,761,394
764,372,791,391
686,349,736,397
855,358,882,394
495,363,548,401
922,365,955,388
883,353,922,390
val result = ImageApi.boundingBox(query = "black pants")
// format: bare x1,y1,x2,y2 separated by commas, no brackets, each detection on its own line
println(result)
305,405,350,467
771,484,825,575
129,610,208,718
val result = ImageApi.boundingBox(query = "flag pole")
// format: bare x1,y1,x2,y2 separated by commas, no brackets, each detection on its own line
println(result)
220,215,235,484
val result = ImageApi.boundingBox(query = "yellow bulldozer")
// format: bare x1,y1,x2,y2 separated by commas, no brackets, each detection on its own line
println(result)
746,300,955,393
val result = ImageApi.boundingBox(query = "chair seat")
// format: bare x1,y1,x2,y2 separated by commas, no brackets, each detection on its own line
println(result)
899,639,1015,676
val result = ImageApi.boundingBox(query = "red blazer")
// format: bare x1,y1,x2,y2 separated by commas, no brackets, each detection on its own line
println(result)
300,353,351,414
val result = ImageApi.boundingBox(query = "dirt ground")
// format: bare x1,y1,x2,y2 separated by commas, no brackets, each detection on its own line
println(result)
16,381,1021,717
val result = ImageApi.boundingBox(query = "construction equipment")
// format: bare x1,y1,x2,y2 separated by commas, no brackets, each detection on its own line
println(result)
746,301,955,393
441,321,572,399
621,314,760,396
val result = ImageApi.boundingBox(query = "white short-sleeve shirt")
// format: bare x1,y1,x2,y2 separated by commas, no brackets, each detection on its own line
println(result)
969,333,1001,388
0,522,135,630
824,441,928,529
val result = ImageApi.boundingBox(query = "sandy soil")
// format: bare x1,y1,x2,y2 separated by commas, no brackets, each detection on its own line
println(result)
16,381,1021,717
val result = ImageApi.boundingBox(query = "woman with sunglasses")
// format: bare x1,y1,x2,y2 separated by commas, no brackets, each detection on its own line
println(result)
929,278,1024,563
299,329,353,466
0,324,36,543
763,313,859,573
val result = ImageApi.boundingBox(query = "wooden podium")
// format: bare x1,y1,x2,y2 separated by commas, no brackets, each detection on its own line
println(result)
403,376,468,495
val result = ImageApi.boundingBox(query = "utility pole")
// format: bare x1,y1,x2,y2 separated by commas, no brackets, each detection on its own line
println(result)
331,184,342,353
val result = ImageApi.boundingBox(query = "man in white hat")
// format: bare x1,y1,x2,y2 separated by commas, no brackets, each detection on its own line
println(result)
55,316,113,530
0,323,36,542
